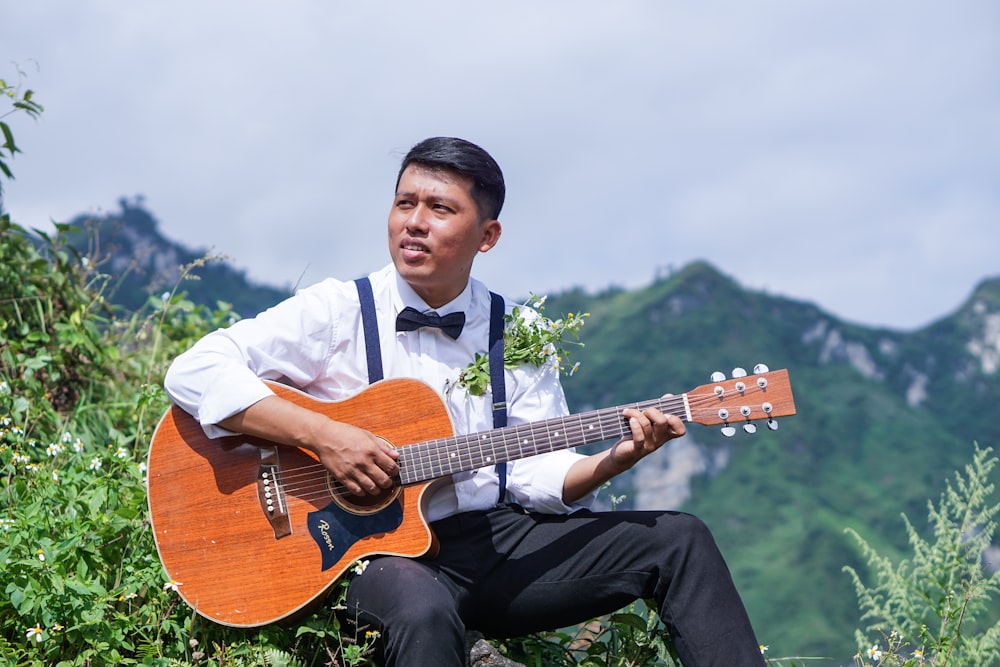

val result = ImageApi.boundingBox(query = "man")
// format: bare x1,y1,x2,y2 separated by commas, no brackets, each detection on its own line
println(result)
164,137,765,666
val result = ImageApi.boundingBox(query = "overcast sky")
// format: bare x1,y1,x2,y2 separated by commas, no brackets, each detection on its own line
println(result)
3,2,998,330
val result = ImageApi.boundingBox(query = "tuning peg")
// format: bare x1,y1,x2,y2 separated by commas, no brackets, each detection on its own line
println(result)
721,426,736,437
743,423,757,434
753,363,769,374
767,419,779,431
732,367,747,378
710,371,726,383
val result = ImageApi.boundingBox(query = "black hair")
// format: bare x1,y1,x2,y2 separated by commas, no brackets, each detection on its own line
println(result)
396,137,505,221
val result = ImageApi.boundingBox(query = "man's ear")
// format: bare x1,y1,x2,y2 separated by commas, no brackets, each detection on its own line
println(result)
478,219,502,253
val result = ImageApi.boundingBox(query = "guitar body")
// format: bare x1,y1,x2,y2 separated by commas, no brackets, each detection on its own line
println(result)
146,378,455,627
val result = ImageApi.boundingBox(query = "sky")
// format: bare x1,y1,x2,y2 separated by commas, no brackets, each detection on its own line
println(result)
2,1,998,331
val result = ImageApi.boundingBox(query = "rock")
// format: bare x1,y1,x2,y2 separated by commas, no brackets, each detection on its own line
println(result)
465,631,525,667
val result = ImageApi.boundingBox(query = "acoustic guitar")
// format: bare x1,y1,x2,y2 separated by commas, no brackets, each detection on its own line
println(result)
147,366,795,627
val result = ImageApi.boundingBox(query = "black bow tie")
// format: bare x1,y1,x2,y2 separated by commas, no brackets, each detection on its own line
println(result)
395,307,466,340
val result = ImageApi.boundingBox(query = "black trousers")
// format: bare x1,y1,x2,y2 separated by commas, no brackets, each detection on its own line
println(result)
345,505,764,667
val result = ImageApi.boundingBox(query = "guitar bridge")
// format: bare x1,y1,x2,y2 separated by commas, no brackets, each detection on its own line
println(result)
258,446,292,539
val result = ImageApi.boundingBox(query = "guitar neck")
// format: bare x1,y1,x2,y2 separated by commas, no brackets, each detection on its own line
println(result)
396,394,687,485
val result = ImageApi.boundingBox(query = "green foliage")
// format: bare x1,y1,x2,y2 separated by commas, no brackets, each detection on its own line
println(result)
499,603,679,667
0,215,374,665
0,66,44,196
457,294,589,396
844,444,1000,666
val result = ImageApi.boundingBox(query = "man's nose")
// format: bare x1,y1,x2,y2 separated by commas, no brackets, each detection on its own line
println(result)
405,205,430,232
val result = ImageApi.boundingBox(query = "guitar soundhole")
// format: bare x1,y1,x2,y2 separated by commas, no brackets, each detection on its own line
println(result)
328,475,401,516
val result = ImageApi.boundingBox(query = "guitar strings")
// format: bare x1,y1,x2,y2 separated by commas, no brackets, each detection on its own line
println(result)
267,385,779,502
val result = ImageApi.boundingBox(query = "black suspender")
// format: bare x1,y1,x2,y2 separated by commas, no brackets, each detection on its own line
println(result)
487,289,508,501
353,278,509,503
354,277,384,385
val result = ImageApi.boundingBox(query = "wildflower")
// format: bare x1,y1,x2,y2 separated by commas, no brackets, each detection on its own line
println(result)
115,446,128,459
36,548,45,562
25,624,43,642
759,644,768,654
46,442,64,457
61,432,72,444
164,578,183,592
72,438,84,453
353,559,370,576
161,291,170,302
52,469,59,482
913,649,925,661
51,623,63,631
0,381,9,394
88,457,102,471
365,629,381,640
867,644,883,661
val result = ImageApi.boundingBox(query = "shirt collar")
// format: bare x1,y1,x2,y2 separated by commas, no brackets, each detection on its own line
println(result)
391,265,473,317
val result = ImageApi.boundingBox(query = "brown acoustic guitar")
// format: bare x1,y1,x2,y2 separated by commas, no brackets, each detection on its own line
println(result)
147,366,795,627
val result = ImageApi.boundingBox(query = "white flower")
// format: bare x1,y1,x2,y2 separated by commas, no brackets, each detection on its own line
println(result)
26,624,43,642
115,446,128,459
36,549,45,562
88,457,102,471
352,559,370,576
867,644,883,661
72,438,84,453
164,578,183,592
60,432,72,443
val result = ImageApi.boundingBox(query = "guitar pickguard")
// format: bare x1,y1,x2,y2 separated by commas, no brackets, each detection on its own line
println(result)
306,499,404,571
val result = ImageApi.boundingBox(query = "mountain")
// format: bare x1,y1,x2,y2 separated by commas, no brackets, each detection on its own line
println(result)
545,262,1000,657
72,202,1000,660
63,197,290,315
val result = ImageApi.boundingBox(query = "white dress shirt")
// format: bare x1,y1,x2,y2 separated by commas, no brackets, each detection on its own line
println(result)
164,263,596,522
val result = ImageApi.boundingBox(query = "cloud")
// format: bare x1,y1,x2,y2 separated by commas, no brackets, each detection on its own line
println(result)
3,0,998,329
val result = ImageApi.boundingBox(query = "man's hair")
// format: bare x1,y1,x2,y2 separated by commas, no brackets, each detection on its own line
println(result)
396,137,506,221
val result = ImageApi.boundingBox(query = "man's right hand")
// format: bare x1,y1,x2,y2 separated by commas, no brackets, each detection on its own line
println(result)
218,395,400,496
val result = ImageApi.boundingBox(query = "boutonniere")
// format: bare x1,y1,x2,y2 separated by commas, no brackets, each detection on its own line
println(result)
457,294,590,396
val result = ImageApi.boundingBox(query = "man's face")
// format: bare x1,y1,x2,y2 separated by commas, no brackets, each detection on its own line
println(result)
388,164,501,308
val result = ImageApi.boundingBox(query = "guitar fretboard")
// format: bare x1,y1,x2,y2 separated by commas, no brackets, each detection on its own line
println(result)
396,394,689,485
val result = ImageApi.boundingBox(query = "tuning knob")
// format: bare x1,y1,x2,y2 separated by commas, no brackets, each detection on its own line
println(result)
743,423,757,434
753,363,769,374
732,367,747,378
710,371,726,383
721,426,736,437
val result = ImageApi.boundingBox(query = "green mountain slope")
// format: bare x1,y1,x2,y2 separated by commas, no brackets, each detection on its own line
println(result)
546,262,1000,658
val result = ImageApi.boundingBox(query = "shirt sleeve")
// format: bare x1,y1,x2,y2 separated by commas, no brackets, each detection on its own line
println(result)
502,359,599,514
163,281,340,438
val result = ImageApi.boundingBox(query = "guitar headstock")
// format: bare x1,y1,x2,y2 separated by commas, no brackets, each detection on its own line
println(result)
685,364,796,436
